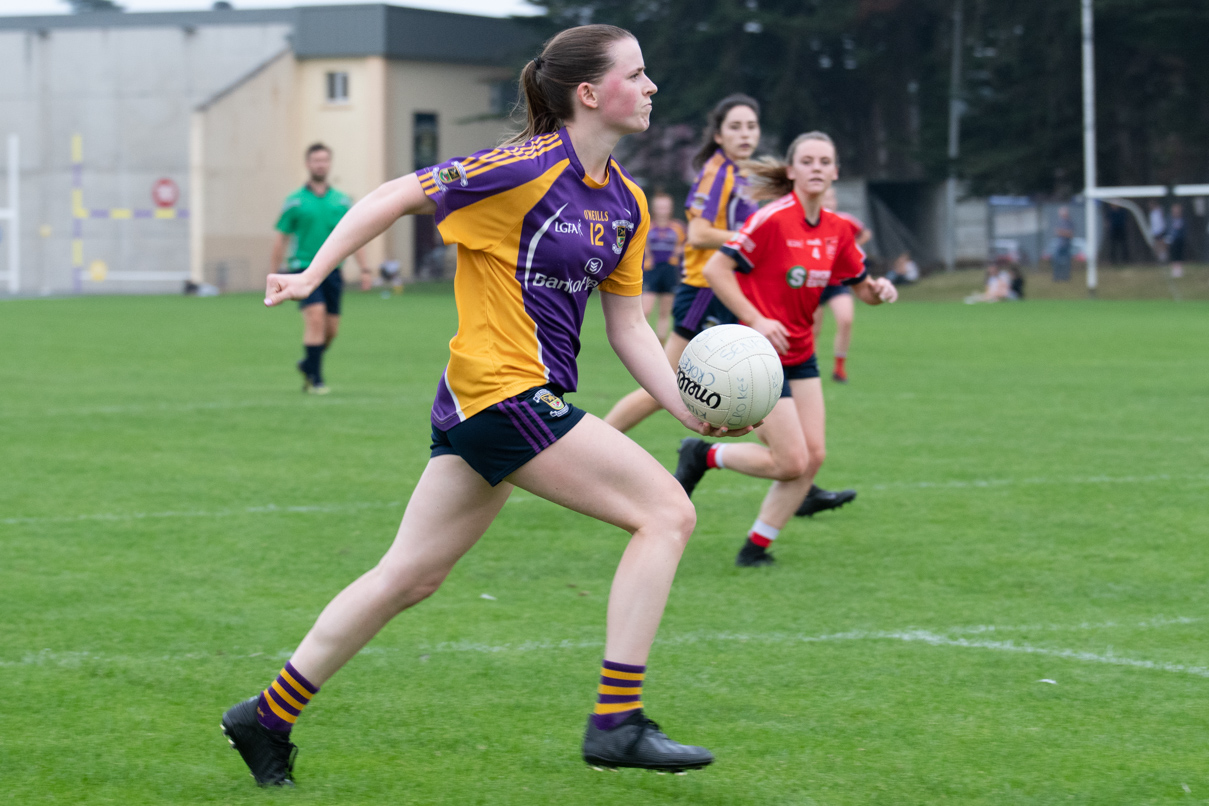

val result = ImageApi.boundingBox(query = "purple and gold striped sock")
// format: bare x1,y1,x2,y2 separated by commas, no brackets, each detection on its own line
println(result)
256,661,318,733
591,659,645,731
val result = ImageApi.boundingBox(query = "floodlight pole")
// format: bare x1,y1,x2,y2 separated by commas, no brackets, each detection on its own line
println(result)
1081,0,1098,294
944,0,963,273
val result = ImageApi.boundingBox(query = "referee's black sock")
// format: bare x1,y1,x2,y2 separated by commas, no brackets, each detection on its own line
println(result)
303,344,324,381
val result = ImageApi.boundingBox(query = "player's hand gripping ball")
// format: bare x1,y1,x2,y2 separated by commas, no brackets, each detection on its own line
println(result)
678,324,783,429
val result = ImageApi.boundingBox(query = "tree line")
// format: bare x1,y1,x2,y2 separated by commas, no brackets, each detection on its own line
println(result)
521,0,1209,198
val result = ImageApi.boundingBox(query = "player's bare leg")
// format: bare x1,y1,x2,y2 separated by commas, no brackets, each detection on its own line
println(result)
509,414,712,772
297,303,329,393
222,455,511,785
323,314,340,347
288,456,512,683
511,414,693,664
603,332,689,431
655,293,674,343
828,294,854,382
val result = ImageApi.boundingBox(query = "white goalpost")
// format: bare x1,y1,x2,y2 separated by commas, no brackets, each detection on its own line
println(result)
0,134,19,295
1082,0,1205,294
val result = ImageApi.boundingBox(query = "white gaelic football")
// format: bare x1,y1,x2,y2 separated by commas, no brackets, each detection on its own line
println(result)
677,324,783,429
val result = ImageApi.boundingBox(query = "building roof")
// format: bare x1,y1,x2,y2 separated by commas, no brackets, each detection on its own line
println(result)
0,4,539,66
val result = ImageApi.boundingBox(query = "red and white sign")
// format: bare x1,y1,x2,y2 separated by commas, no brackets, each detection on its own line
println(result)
152,178,179,208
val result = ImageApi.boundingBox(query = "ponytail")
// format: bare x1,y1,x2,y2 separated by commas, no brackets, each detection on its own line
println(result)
507,25,635,146
743,131,837,202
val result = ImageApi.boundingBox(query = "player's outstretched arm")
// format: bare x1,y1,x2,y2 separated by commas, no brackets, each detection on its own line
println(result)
701,251,791,355
265,174,436,306
852,276,897,306
600,290,754,438
686,216,735,250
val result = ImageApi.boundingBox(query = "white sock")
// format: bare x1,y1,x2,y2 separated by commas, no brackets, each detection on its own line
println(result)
750,519,780,543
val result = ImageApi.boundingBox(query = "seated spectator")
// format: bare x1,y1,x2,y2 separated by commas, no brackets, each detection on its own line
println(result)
965,261,1015,304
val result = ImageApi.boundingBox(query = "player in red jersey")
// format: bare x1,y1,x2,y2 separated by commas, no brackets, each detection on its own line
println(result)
813,186,872,384
678,132,897,567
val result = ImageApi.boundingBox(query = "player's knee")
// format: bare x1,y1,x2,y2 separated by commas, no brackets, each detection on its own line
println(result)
649,488,696,547
378,565,448,611
806,446,826,473
773,451,811,481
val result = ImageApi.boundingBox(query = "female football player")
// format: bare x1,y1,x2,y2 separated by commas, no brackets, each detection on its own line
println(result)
219,25,752,786
602,93,761,431
642,191,685,342
683,132,897,567
813,186,872,384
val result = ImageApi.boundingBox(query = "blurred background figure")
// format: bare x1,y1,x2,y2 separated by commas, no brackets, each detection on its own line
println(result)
885,251,920,285
642,191,685,343
965,260,1015,304
1106,203,1130,264
1165,202,1186,278
1052,206,1074,282
1148,200,1168,263
270,143,372,395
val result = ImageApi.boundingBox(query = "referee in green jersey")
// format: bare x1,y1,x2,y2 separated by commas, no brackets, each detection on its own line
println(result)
270,143,372,394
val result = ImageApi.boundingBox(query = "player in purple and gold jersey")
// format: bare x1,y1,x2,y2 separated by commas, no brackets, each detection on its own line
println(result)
219,26,751,786
642,191,685,342
604,94,761,431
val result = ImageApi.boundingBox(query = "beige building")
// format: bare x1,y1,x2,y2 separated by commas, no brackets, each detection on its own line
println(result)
193,6,534,291
0,5,533,295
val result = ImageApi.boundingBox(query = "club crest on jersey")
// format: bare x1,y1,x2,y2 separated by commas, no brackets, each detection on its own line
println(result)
533,388,569,415
612,219,635,255
435,162,468,190
825,237,839,259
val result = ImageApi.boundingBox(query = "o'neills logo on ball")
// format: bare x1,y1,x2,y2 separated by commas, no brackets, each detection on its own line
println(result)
677,367,722,410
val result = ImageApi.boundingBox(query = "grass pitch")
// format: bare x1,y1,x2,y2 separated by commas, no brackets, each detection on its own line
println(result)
2,286,1207,804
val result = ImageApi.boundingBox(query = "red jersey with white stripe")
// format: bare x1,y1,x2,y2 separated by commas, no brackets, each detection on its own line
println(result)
720,193,867,365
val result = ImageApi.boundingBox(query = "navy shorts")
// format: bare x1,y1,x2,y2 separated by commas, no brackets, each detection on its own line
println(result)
298,269,343,315
780,355,820,397
819,284,852,305
643,262,679,295
430,386,587,486
672,283,738,340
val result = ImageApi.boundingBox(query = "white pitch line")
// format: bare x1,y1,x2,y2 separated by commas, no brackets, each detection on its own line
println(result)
11,618,1201,681
708,472,1209,497
5,470,1203,527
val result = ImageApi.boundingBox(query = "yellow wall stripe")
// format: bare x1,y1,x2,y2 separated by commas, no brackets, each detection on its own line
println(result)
71,134,82,163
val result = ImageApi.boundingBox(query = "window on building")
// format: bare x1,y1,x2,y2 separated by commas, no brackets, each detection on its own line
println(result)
325,72,349,104
489,80,515,117
413,113,443,279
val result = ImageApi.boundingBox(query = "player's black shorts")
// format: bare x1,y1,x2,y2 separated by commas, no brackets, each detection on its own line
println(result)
430,386,587,486
643,262,679,295
819,284,852,305
297,269,343,315
672,283,737,341
780,355,820,398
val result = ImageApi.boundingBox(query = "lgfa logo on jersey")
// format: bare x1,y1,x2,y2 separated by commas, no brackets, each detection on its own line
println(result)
611,219,635,255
